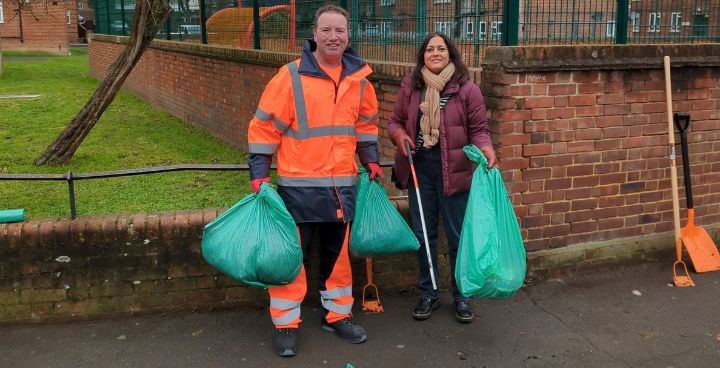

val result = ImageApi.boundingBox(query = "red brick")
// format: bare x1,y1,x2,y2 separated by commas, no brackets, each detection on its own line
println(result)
567,141,594,153
524,96,554,108
523,144,552,156
568,95,596,107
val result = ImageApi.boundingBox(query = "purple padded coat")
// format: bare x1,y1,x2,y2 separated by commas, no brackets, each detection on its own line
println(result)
388,73,492,196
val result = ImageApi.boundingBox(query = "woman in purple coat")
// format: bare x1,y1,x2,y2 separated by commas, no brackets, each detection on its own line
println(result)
388,32,498,323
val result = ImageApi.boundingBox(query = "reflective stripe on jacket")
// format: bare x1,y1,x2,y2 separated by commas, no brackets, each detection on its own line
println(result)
248,40,380,222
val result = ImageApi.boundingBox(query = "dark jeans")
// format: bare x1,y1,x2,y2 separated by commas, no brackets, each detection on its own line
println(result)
407,148,469,301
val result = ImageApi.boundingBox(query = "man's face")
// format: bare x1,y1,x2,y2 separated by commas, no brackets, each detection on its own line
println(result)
313,12,349,62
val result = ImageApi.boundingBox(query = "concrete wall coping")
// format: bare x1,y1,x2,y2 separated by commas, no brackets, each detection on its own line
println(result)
483,44,720,72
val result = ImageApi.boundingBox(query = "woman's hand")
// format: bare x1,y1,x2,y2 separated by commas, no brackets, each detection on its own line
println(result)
480,145,498,169
392,130,415,157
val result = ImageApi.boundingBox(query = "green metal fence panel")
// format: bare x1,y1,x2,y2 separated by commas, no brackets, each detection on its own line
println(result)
93,0,720,66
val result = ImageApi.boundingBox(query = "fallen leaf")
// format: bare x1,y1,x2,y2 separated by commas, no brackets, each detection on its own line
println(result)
192,330,203,337
632,290,642,296
117,335,126,340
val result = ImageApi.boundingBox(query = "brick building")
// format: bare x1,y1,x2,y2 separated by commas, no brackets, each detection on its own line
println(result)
0,0,80,54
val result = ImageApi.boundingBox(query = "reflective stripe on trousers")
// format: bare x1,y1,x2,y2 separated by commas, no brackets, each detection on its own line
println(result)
268,223,354,328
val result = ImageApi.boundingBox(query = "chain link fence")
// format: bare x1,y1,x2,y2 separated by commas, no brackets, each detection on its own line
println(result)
95,0,720,67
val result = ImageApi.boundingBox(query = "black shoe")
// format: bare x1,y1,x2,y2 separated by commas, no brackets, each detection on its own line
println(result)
273,328,298,357
412,297,440,320
321,317,368,344
455,300,474,323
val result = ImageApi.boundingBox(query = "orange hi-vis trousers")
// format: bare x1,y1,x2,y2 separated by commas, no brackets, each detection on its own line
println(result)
268,222,354,328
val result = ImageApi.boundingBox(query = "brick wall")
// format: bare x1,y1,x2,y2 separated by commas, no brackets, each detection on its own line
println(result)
481,45,720,252
0,0,72,54
0,201,424,323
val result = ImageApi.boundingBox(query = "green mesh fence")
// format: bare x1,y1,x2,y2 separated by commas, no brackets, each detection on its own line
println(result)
95,0,720,67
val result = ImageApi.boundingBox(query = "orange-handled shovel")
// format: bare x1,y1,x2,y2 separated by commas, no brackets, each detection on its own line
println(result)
674,112,720,273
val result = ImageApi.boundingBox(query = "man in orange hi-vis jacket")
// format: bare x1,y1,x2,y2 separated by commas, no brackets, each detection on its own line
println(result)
247,4,382,358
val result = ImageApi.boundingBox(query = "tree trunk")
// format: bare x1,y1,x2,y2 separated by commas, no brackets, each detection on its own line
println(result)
35,0,171,166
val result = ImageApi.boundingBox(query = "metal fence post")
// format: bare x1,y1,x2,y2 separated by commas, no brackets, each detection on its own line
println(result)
416,0,426,45
340,0,347,10
66,171,77,220
200,0,208,44
120,0,126,35
253,0,261,49
350,0,359,51
165,13,172,40
502,0,519,46
616,0,629,44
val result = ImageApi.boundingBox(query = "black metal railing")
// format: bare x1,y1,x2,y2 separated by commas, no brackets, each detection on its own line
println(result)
0,161,396,220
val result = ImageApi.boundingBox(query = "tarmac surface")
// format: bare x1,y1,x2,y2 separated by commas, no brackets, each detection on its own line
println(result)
2,256,719,368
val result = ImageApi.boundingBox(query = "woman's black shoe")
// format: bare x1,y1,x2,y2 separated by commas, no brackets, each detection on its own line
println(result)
413,298,440,320
454,300,474,323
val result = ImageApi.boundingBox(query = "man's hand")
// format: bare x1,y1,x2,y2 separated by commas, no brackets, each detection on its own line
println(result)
392,130,415,157
250,177,271,193
480,146,498,169
366,162,383,181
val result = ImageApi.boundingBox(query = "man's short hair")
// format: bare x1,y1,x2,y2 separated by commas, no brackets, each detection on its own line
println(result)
313,4,350,29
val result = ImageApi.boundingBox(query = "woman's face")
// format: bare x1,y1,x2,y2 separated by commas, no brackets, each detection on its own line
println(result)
423,36,450,74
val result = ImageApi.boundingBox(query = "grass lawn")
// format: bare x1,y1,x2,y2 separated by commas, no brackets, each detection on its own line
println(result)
0,48,250,220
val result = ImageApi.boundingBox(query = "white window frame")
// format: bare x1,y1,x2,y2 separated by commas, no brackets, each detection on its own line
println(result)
435,21,451,35
478,21,487,39
465,21,473,36
491,21,502,39
0,1,4,24
649,12,661,33
67,10,72,24
380,21,392,37
433,0,452,4
606,21,616,37
379,0,394,6
630,11,640,32
78,1,84,9
670,12,681,32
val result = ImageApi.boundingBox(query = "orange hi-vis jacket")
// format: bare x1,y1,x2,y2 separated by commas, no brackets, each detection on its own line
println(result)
248,40,380,223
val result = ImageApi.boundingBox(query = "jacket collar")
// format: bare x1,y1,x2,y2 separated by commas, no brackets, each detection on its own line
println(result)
298,39,370,80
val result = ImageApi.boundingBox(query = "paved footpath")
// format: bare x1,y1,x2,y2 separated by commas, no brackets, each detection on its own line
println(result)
2,256,719,368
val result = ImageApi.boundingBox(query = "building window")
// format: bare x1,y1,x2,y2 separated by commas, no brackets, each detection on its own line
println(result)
0,1,4,24
491,21,502,39
648,12,661,33
465,21,473,36
630,11,640,32
435,21,451,35
78,1,84,9
433,0,451,4
606,21,616,37
379,0,394,6
478,21,487,39
67,10,72,24
670,12,681,32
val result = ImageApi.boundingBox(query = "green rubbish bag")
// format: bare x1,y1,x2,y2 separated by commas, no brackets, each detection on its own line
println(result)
456,145,526,299
201,184,302,288
350,168,420,257
0,209,26,223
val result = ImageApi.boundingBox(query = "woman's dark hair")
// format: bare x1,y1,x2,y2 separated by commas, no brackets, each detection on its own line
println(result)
412,32,470,89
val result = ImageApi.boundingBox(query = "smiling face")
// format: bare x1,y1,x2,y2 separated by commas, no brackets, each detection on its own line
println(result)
423,36,450,74
312,11,349,66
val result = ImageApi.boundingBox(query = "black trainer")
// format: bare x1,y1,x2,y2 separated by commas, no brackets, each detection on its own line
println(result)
321,317,368,344
273,328,298,357
413,297,440,320
455,300,474,323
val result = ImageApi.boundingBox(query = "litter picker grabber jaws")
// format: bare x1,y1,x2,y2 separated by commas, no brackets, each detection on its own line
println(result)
664,56,694,287
674,112,720,273
405,141,438,291
361,257,384,313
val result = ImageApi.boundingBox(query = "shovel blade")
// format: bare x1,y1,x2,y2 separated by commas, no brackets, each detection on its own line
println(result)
681,225,720,273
